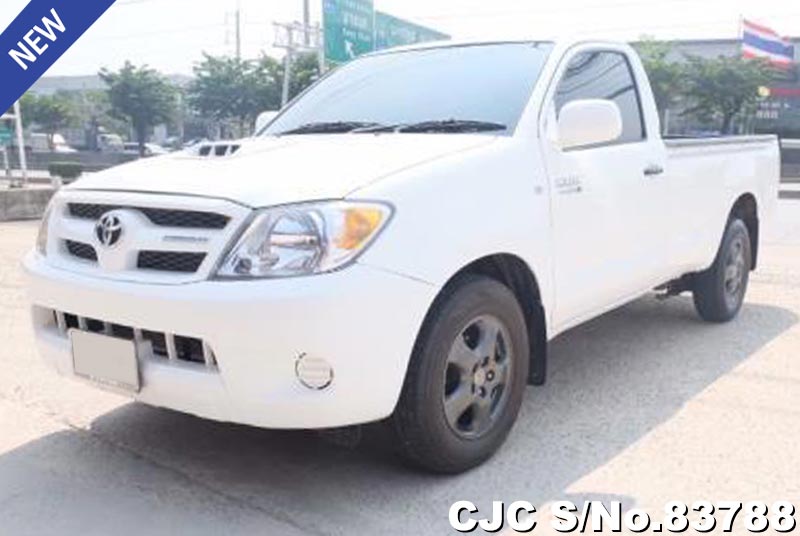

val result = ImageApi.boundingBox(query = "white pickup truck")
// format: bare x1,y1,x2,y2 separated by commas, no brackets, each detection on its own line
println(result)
25,39,779,473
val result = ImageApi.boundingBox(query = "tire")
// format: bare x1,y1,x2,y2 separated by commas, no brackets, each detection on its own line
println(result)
391,275,530,474
693,218,752,323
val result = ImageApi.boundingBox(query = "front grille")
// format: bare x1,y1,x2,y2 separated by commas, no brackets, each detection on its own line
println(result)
65,240,97,262
137,251,206,273
68,203,230,230
64,242,206,274
54,310,216,367
141,331,206,364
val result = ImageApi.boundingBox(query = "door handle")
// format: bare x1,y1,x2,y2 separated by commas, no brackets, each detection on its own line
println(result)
644,164,665,177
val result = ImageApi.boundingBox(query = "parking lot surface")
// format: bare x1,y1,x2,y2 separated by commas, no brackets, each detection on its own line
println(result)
1,202,799,535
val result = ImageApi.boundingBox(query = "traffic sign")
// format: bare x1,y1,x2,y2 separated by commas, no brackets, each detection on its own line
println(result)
323,0,375,64
0,125,12,146
375,12,449,51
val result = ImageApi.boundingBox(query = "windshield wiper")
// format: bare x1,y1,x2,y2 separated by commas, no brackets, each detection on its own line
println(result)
401,119,508,133
277,121,383,135
355,119,508,134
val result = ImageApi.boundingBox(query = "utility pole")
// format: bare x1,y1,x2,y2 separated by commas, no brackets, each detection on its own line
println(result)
235,1,242,59
3,101,29,188
1,146,9,181
282,49,294,108
274,21,322,108
303,0,311,46
274,0,325,107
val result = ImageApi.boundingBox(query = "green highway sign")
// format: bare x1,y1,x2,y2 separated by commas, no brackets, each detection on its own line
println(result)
0,125,12,146
375,12,450,51
323,0,375,64
322,0,450,64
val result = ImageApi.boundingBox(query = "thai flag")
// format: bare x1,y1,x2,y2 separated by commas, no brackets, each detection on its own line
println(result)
742,19,795,67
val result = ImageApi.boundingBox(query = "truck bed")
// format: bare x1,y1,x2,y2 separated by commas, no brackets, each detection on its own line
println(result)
664,134,778,149
662,134,780,274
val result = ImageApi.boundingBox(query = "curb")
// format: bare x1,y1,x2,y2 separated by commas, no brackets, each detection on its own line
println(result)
0,187,56,222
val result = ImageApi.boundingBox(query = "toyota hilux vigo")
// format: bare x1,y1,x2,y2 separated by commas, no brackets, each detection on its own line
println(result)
25,39,780,473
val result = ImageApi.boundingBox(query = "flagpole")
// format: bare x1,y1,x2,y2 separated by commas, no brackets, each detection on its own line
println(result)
738,16,744,60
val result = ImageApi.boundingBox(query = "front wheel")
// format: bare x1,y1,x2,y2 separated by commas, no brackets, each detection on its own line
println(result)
693,218,752,323
391,276,530,474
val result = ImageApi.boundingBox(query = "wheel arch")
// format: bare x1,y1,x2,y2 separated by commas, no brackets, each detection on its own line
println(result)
730,193,759,270
423,253,548,386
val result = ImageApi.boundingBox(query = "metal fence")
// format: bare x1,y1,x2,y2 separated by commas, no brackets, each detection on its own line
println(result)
5,151,138,173
782,140,800,178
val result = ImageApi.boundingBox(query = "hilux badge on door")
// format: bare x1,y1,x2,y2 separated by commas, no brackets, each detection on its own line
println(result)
95,213,124,247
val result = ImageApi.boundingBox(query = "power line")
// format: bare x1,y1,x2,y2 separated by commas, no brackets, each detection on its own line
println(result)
410,0,715,21
89,23,227,42
562,13,800,37
409,0,800,22
406,7,800,39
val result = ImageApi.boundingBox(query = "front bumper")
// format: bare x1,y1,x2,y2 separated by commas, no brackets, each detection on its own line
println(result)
24,252,438,429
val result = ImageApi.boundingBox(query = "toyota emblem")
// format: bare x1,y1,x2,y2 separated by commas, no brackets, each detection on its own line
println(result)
95,213,124,248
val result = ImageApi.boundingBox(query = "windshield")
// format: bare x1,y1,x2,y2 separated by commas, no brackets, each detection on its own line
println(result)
263,42,554,137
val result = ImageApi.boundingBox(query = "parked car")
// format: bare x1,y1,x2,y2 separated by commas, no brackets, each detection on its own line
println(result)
32,133,77,153
97,133,124,154
25,39,780,473
123,142,169,157
10,133,77,154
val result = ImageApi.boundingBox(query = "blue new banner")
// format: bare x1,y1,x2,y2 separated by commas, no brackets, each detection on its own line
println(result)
0,0,117,113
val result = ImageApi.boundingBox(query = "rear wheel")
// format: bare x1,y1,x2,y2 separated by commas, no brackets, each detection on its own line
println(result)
392,276,529,473
693,218,751,323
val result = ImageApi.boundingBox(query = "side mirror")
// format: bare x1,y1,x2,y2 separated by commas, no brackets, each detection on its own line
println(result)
254,111,279,135
557,99,623,150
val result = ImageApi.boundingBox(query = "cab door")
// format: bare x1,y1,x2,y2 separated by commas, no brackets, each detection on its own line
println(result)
541,48,668,330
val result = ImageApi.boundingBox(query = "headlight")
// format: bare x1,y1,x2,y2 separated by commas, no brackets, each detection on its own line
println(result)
36,201,55,256
216,201,393,279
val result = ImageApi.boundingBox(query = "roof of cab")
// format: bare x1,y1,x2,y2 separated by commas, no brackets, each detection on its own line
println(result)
362,38,552,57
361,37,628,57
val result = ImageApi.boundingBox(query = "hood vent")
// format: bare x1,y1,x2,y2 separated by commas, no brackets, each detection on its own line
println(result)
196,143,242,158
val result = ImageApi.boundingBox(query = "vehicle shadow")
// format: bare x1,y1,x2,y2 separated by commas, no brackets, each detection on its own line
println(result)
0,296,796,535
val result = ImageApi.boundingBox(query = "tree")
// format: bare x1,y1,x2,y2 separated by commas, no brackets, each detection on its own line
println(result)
55,90,128,150
21,93,75,148
684,55,774,134
253,54,284,109
633,39,686,133
188,52,325,139
100,62,177,155
285,52,322,101
188,54,282,138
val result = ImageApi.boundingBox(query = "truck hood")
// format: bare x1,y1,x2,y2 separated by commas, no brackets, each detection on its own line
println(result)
69,135,497,207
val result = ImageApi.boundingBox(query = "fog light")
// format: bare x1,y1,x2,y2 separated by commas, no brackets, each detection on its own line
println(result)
295,354,334,390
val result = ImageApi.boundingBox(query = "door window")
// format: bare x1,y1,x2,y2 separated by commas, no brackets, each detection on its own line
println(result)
554,51,646,144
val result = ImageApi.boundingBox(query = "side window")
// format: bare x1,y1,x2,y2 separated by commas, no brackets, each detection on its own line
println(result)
554,51,646,144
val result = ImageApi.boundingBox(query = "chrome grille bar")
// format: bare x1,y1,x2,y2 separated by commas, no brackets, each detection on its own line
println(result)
165,333,178,362
78,316,88,330
202,342,216,368
55,311,67,334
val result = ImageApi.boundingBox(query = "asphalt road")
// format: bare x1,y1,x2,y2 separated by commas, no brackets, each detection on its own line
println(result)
1,202,799,535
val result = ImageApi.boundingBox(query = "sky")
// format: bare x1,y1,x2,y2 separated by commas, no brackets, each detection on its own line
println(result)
2,0,799,77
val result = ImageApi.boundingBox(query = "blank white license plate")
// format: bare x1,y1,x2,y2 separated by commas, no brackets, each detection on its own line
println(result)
71,330,140,393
